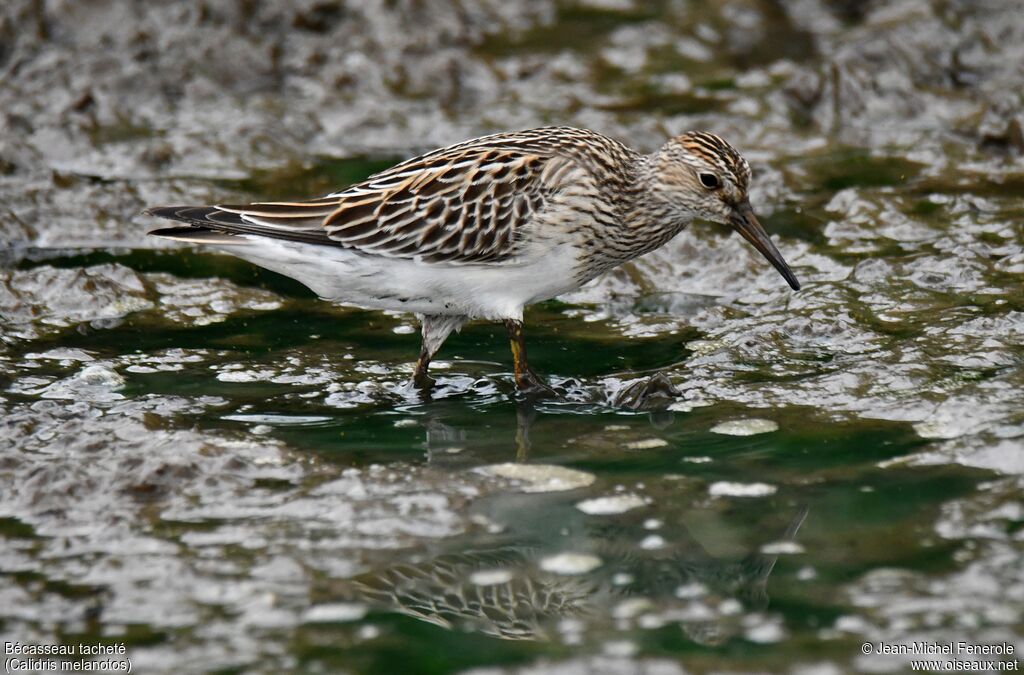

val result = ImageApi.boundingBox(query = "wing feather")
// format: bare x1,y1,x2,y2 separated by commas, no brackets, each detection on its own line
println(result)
315,147,561,263
146,127,625,264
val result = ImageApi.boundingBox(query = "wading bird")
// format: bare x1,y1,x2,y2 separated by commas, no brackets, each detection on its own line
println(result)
147,127,800,393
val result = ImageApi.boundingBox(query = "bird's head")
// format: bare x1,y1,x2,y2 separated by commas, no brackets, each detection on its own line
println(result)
649,132,800,291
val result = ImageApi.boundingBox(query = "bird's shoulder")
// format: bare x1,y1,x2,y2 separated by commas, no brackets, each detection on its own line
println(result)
331,126,632,198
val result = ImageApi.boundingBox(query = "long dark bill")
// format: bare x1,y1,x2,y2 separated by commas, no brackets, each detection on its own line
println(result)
729,201,801,291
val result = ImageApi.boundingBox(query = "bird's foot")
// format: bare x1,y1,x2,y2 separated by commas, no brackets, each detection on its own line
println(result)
514,368,562,400
413,373,435,389
412,368,436,398
610,372,678,411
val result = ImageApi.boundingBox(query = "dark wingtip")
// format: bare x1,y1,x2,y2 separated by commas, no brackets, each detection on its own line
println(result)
144,205,185,219
148,226,197,238
143,205,230,228
148,226,244,245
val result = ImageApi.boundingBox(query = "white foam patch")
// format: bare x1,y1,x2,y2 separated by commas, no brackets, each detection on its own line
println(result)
39,364,125,402
708,481,778,497
217,369,275,383
685,339,725,356
302,603,368,623
675,582,707,599
24,348,95,362
474,463,596,493
745,618,787,644
710,418,779,436
668,398,713,412
575,494,646,515
912,418,967,439
222,414,331,425
539,552,602,575
612,598,652,619
77,365,125,388
469,569,514,586
760,541,805,555
625,438,669,450
639,535,665,550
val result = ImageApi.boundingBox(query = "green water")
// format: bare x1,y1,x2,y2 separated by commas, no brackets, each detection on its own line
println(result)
5,146,1023,673
2,0,1024,673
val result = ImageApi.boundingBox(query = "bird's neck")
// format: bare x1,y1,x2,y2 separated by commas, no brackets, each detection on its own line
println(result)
617,153,692,253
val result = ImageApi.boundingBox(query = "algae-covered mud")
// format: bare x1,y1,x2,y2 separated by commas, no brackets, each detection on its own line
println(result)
1,1,1022,673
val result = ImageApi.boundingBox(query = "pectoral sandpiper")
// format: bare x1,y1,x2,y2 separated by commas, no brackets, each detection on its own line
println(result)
146,126,800,393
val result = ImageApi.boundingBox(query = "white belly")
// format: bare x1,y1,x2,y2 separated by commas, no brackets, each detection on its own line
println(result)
218,237,583,320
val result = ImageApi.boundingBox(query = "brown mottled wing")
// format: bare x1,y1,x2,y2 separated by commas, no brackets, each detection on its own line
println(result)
320,147,560,263
196,144,569,265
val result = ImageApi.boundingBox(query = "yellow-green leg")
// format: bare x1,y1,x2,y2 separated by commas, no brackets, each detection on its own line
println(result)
504,319,558,396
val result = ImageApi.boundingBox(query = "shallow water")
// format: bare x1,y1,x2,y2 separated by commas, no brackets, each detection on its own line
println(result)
1,0,1023,673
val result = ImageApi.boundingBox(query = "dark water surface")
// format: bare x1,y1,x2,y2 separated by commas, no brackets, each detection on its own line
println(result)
1,1,1022,673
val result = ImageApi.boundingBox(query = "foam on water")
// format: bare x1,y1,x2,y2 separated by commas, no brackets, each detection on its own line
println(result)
710,419,779,436
539,553,603,575
474,463,597,493
575,494,647,515
708,482,778,498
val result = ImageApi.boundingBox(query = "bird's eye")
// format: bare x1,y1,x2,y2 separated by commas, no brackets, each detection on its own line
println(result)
698,173,720,189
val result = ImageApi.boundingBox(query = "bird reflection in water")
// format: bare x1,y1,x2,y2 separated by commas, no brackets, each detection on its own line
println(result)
335,402,807,645
339,506,807,644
